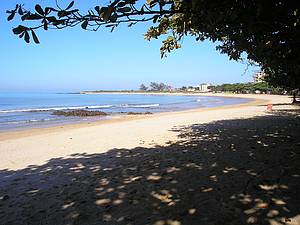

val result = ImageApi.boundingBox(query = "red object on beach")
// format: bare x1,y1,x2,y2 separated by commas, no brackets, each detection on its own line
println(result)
267,104,273,111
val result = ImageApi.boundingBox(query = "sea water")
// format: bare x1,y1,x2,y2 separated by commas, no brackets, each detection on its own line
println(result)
0,92,250,131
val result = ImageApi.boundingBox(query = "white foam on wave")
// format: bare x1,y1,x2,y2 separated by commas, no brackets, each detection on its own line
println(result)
196,99,222,103
121,104,160,108
86,105,113,109
0,117,60,125
0,105,113,113
0,103,159,114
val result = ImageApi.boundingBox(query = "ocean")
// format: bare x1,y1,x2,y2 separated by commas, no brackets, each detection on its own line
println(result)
0,92,250,131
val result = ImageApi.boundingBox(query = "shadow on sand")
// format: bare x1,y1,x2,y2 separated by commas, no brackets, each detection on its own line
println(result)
0,110,299,225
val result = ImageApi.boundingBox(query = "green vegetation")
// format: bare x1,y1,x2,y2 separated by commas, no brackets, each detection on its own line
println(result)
149,82,171,91
139,82,171,92
139,84,148,91
84,81,287,95
209,82,284,94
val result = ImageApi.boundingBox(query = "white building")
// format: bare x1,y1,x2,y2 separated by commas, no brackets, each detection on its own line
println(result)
253,71,266,83
194,83,212,92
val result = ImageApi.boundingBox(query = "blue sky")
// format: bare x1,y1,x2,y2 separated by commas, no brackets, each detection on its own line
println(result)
0,0,259,92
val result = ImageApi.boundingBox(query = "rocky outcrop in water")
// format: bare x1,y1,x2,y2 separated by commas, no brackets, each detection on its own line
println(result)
52,110,108,117
127,112,152,115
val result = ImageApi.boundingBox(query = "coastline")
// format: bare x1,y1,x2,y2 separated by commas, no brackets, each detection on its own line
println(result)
0,93,259,141
0,92,250,133
1,93,300,225
80,91,261,97
0,93,294,170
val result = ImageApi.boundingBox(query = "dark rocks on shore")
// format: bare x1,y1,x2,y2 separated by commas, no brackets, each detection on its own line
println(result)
52,110,108,117
127,112,153,115
52,110,152,117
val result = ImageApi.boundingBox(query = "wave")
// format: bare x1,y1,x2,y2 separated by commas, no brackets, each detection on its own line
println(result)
0,103,160,114
0,105,113,113
0,118,59,125
120,104,160,108
196,99,222,103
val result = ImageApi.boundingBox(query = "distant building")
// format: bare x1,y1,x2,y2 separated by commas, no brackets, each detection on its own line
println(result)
253,71,266,83
186,86,196,92
194,83,212,92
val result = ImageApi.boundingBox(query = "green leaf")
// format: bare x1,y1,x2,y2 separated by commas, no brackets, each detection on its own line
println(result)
45,7,51,15
31,30,40,44
110,13,118,22
95,6,100,14
53,20,65,26
46,16,57,22
58,10,71,18
66,1,74,10
99,7,108,14
35,4,44,15
21,12,29,21
44,21,48,30
125,0,136,4
81,20,88,29
24,13,43,20
19,32,25,38
24,31,30,43
117,7,131,13
13,25,27,34
46,7,58,13
7,12,15,21
153,15,159,23
18,7,23,15
117,2,127,7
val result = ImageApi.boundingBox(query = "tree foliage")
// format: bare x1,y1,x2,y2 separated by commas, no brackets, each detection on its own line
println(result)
209,82,284,94
7,0,300,89
139,83,148,91
149,82,169,91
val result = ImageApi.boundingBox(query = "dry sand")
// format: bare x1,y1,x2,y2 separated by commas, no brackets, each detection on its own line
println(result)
0,93,299,225
0,94,295,170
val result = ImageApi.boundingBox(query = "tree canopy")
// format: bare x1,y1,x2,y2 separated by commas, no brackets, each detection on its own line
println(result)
7,0,300,89
139,84,148,91
209,82,284,94
149,82,170,91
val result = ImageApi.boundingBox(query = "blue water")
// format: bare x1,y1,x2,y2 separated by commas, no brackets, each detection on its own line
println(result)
0,93,250,131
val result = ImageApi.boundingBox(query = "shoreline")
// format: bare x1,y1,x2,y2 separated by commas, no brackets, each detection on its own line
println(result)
0,94,295,170
80,90,273,97
1,93,299,225
0,92,252,134
0,93,259,141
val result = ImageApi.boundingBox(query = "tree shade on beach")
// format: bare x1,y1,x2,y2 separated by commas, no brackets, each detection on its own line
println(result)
7,0,300,91
1,109,299,225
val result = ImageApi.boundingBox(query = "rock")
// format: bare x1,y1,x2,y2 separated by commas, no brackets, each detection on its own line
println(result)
52,110,108,117
127,112,153,115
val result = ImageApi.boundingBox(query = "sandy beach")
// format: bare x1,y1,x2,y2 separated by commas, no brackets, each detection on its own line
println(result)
0,93,299,225
0,93,293,170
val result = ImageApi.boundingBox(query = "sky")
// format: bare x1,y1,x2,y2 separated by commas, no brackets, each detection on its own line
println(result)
0,0,259,92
